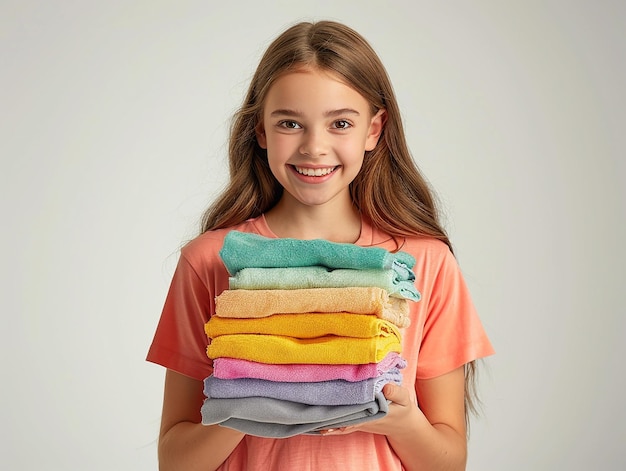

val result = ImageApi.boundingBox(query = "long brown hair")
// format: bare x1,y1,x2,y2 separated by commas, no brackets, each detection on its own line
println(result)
200,20,479,426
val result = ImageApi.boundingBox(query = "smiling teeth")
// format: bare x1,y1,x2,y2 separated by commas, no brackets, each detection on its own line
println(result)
295,166,336,176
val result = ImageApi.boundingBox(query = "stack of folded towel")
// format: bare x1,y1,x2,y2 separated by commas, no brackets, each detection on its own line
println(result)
201,231,421,438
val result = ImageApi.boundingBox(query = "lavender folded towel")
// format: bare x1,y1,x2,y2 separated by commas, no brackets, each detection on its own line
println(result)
219,231,415,278
201,392,388,438
203,369,402,406
215,287,411,328
212,353,407,382
229,266,420,301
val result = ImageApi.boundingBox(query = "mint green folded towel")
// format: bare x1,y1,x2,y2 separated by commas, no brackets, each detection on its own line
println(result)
229,266,421,301
219,231,416,279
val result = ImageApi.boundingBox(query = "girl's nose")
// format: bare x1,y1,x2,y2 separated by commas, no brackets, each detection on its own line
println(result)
299,129,328,157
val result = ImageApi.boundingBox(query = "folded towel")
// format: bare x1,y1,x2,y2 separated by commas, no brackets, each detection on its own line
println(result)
215,287,411,328
203,369,402,406
206,313,401,340
212,353,407,382
207,333,402,364
229,266,420,301
219,231,415,278
201,391,388,438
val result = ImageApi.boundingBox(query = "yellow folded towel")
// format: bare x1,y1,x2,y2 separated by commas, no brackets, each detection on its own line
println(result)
205,313,401,340
214,286,410,328
207,333,402,364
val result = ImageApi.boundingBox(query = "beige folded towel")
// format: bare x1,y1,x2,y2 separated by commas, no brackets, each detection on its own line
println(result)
214,286,410,328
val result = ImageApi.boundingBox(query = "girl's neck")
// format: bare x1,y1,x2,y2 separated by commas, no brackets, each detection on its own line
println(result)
264,197,361,243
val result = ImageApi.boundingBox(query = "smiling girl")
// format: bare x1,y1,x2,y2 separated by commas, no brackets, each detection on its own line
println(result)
257,67,385,241
147,20,494,471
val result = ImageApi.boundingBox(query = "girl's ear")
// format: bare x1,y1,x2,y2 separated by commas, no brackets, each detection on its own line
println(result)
255,121,268,149
365,109,387,151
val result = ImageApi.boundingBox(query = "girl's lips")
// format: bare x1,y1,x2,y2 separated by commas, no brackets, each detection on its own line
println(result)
292,165,338,177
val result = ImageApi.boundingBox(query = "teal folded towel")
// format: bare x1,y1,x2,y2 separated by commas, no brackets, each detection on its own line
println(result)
219,231,416,279
230,266,421,301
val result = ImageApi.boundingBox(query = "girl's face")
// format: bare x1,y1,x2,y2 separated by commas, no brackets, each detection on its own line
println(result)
256,67,385,211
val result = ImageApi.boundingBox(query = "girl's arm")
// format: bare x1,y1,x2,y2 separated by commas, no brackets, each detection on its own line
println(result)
323,366,467,471
389,366,467,470
158,369,245,471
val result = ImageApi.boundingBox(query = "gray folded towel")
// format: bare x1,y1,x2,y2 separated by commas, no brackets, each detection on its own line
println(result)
201,392,389,438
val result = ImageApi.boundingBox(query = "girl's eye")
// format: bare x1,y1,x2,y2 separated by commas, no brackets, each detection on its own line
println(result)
333,120,351,130
279,120,302,129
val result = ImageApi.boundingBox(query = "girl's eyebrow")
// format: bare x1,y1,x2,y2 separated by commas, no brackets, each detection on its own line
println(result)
269,108,361,117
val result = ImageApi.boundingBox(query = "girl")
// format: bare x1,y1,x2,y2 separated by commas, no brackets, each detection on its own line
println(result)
147,20,494,471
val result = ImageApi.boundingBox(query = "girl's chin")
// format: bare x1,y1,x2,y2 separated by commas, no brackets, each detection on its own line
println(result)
280,190,352,210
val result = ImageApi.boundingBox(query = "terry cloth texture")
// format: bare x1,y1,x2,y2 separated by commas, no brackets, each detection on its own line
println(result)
214,286,411,328
201,391,389,438
207,333,402,365
229,266,421,301
203,369,402,406
205,313,401,340
219,230,416,277
211,353,407,382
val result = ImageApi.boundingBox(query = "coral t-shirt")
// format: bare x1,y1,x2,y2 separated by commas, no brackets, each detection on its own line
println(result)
147,215,494,470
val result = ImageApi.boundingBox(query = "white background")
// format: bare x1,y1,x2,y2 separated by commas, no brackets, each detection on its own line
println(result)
2,1,624,469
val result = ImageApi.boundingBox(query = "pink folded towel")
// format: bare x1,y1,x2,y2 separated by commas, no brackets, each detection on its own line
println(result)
215,286,410,328
212,353,407,382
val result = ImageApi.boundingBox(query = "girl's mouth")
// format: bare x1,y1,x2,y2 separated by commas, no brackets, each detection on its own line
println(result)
293,165,338,177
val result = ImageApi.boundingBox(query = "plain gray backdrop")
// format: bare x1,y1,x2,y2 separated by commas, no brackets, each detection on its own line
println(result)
2,1,624,469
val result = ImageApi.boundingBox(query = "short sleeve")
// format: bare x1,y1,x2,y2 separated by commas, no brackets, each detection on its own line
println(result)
146,253,214,381
416,249,494,379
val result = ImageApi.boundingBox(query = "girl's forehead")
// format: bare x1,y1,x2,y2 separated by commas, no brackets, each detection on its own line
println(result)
273,65,343,86
265,67,362,103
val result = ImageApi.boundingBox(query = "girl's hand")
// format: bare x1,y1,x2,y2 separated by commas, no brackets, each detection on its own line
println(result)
321,367,468,471
320,382,421,437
